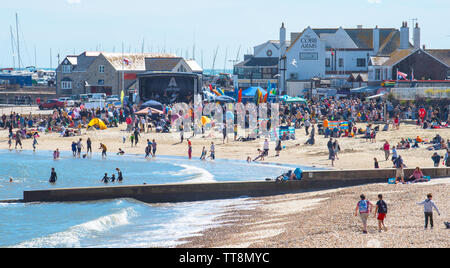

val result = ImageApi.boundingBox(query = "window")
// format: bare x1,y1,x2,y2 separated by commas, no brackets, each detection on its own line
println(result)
99,65,105,73
356,58,366,67
62,65,71,73
338,58,344,67
375,69,381,80
61,81,72,89
98,80,105,85
325,58,331,67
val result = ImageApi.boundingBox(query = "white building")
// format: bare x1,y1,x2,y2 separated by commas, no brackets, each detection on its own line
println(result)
282,24,407,96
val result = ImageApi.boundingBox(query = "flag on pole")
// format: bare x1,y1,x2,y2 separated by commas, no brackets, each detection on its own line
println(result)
238,89,242,103
397,71,408,80
123,57,132,66
120,89,125,105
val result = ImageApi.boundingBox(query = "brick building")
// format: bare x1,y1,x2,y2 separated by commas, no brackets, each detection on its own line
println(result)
56,52,202,97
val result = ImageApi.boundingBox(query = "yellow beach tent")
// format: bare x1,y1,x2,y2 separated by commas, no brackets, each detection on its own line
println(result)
87,118,107,130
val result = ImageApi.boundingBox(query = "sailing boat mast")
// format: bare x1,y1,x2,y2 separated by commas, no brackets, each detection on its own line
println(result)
10,26,15,69
16,13,21,70
211,46,219,76
223,47,228,73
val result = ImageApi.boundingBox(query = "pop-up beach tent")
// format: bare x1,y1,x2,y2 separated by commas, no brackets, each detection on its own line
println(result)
87,118,107,130
239,87,277,103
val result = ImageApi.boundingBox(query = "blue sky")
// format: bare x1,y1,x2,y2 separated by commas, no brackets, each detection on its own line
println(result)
0,0,449,70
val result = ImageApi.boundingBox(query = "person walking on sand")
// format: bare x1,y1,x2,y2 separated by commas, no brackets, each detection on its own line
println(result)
275,139,282,157
86,138,92,154
374,194,388,232
134,127,140,146
355,194,373,234
187,139,192,159
328,138,336,167
383,141,390,161
417,193,441,230
263,139,269,157
15,131,22,149
130,133,134,147
32,135,38,152
394,155,406,184
76,138,84,157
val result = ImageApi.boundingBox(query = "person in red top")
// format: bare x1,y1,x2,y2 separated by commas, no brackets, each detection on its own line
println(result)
383,141,390,161
187,139,192,159
394,116,400,130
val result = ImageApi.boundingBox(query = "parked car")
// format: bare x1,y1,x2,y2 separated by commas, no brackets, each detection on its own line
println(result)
39,99,65,110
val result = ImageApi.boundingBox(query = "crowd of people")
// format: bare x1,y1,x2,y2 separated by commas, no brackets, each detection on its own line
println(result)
2,96,450,186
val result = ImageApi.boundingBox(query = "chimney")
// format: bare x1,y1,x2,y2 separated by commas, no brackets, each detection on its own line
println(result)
413,23,421,50
373,25,380,55
280,23,287,57
400,21,410,49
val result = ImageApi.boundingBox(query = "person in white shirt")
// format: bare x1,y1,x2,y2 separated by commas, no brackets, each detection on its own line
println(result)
263,139,269,156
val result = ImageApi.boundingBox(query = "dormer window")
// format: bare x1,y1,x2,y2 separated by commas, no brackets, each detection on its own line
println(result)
62,65,72,73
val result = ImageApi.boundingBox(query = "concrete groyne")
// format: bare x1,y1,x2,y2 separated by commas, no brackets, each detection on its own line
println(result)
22,167,450,204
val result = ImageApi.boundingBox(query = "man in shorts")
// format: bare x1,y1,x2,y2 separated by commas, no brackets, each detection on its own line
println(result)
394,155,406,184
374,194,388,232
355,194,373,234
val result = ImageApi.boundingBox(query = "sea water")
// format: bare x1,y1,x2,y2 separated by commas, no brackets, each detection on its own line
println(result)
0,150,314,248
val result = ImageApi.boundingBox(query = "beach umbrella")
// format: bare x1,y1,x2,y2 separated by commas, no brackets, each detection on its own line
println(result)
141,100,164,111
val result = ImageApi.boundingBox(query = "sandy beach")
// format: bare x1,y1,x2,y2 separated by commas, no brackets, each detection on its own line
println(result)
1,110,449,248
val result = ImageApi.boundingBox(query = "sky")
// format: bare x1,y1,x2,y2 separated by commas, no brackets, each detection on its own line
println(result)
0,0,449,70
